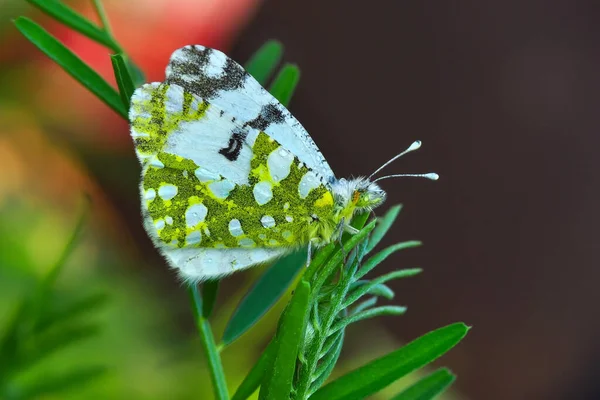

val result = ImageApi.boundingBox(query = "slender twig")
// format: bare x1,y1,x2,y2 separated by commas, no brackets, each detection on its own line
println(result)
188,285,229,400
91,0,114,36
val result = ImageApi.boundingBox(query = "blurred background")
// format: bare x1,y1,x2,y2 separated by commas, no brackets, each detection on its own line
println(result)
1,0,599,399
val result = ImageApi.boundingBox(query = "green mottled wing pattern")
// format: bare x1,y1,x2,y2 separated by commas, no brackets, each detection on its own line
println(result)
130,82,335,281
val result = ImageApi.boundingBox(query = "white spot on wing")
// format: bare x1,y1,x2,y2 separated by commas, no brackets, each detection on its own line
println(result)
253,181,273,205
155,219,165,230
150,157,164,169
158,184,178,200
238,238,256,248
285,216,293,222
298,171,320,198
228,219,244,237
186,203,208,228
165,216,173,225
186,230,202,245
145,188,156,201
261,215,276,228
208,180,235,199
282,230,293,241
267,147,293,182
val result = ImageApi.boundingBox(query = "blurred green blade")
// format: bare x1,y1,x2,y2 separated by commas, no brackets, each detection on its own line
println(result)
222,249,306,346
35,292,108,333
111,53,135,110
391,368,456,400
18,365,107,399
202,280,219,319
268,63,300,107
231,340,276,400
310,323,469,400
25,0,119,52
20,324,100,370
14,17,127,119
244,39,283,85
367,204,403,252
259,280,311,400
355,241,422,280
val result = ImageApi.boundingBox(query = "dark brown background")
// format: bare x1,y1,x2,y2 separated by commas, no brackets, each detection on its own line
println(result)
231,1,600,399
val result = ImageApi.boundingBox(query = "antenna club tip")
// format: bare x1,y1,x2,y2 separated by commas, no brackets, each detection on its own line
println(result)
427,173,440,181
409,140,422,151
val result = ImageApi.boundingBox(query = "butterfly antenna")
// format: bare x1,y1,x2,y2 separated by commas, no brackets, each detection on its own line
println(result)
373,173,439,183
367,140,423,180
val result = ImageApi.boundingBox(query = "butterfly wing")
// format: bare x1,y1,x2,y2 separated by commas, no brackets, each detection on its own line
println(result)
164,45,336,183
130,80,335,282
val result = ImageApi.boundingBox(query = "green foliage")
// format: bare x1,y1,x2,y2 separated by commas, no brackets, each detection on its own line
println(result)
391,368,456,400
0,201,108,399
223,250,306,346
310,324,468,400
14,2,468,399
14,17,127,119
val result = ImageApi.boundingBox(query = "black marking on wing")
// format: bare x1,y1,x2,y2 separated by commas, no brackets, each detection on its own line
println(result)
219,128,247,161
166,46,247,99
244,104,285,131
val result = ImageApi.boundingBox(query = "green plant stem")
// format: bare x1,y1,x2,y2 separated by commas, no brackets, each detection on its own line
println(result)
296,259,357,399
188,285,229,400
91,0,114,37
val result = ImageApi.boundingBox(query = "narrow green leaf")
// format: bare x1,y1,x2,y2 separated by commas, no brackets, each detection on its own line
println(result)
391,368,456,400
355,241,422,280
201,280,219,319
303,242,336,283
222,249,306,346
18,365,107,399
367,204,403,253
350,297,378,314
329,306,407,335
268,63,300,107
14,17,127,119
349,280,395,300
344,269,422,308
231,340,277,400
244,40,283,85
310,323,469,400
126,57,146,88
25,0,120,52
310,329,344,394
311,220,378,294
259,280,311,400
111,53,135,109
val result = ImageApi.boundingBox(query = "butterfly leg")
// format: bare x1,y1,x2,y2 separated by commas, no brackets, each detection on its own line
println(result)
306,238,319,267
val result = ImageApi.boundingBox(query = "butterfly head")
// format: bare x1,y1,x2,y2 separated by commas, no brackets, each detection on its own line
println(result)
332,140,439,222
350,179,387,211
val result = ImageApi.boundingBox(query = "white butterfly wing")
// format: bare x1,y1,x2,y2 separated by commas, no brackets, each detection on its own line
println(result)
164,45,336,184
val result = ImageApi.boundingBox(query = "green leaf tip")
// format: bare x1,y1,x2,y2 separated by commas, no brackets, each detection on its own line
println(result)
244,39,284,85
310,322,468,400
269,63,300,107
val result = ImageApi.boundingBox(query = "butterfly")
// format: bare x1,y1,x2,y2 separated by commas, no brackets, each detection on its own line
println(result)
129,45,437,282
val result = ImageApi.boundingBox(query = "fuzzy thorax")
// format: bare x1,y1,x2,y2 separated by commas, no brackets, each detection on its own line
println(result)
331,177,386,223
